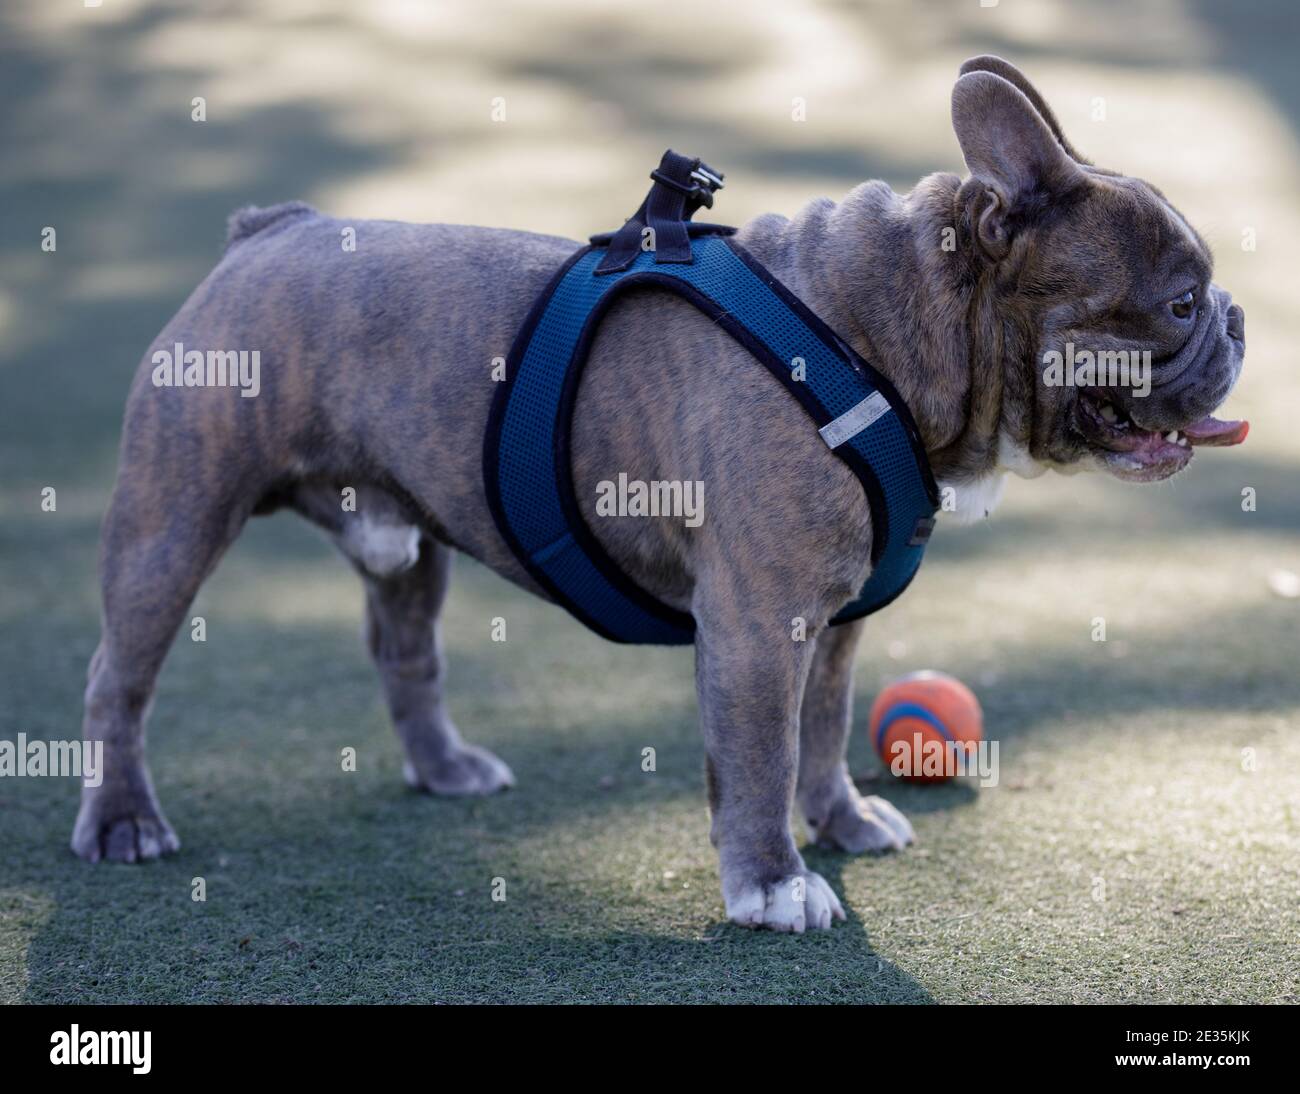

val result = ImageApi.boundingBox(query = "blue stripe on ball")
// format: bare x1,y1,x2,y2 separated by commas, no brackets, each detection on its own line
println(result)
874,701,957,755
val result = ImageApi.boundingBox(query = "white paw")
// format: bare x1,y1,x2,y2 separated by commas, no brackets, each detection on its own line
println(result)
862,794,915,844
810,789,915,853
724,870,846,933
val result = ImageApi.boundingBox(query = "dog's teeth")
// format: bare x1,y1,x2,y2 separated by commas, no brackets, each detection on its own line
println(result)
1100,404,1118,423
1177,434,1189,447
1165,431,1179,443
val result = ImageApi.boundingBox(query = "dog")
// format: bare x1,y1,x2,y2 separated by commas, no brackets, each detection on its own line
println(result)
75,56,1246,932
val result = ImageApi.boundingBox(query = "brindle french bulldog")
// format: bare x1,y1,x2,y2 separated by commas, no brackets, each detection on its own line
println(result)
75,56,1246,932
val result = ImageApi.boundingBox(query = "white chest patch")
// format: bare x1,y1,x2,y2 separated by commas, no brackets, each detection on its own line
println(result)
938,471,1008,525
996,433,1049,480
937,434,1049,525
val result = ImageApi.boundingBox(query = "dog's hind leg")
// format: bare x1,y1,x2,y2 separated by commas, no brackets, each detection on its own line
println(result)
795,620,914,853
73,476,247,863
361,536,514,796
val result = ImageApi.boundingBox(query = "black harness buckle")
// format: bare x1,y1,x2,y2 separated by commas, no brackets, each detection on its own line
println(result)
650,160,725,209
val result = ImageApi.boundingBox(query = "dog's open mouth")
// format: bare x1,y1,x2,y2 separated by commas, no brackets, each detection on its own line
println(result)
1075,392,1249,482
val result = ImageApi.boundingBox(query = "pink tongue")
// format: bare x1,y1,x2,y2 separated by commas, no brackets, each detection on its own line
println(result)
1182,415,1249,447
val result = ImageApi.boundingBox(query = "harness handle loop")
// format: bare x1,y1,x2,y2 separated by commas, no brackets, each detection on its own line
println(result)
595,150,724,275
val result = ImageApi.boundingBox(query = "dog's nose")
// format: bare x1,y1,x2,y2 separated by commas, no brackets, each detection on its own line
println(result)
1226,303,1245,343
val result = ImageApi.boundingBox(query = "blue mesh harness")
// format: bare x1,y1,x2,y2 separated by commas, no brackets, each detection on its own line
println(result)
484,151,939,645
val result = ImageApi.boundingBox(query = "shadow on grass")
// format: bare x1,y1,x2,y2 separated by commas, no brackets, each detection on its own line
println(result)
6,519,1296,1001
5,687,931,1002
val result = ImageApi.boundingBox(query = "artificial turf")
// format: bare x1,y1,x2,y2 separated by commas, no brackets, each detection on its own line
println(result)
3,471,1297,1002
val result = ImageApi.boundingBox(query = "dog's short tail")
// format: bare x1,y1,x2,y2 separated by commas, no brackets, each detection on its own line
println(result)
224,201,317,251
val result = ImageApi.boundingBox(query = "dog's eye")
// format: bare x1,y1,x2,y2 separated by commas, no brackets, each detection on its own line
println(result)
1169,290,1196,320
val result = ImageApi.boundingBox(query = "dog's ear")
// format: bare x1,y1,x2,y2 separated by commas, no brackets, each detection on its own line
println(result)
952,69,1085,262
958,55,1089,163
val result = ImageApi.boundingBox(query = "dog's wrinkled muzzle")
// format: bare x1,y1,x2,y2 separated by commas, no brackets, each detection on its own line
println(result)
1074,285,1247,481
1125,284,1246,434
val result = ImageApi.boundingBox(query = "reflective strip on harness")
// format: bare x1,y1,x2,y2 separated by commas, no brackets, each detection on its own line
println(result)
819,392,891,449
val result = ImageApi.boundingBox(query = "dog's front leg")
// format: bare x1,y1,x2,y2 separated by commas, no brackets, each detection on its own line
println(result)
694,599,845,933
797,620,915,853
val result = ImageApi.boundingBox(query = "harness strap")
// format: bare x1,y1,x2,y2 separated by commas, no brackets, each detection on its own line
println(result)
484,152,939,646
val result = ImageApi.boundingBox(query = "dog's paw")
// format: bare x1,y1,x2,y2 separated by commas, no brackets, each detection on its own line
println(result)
403,743,515,796
724,870,846,933
71,794,180,864
810,789,914,854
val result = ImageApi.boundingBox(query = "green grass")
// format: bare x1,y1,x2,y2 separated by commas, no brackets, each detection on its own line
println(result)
2,494,1298,1004
2,0,1299,1004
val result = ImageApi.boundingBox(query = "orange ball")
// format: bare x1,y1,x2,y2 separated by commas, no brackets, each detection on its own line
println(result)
867,671,983,782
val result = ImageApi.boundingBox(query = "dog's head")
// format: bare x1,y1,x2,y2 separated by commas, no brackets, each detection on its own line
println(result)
952,56,1246,483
